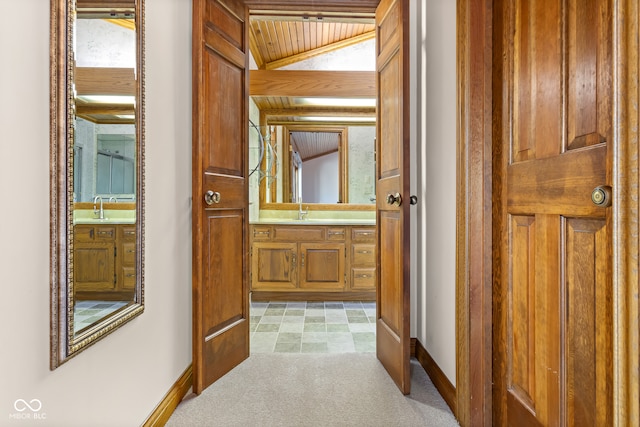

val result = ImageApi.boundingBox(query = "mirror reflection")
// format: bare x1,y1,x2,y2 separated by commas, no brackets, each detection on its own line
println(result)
50,0,144,369
253,121,376,205
72,5,138,337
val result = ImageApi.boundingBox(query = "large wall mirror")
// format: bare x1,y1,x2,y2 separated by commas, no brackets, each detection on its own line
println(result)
258,124,376,205
50,0,145,368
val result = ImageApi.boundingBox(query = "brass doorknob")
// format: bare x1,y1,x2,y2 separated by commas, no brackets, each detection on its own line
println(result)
204,190,221,205
591,185,612,207
386,193,402,206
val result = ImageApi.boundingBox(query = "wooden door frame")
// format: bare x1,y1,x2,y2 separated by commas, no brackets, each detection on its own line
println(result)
456,1,640,426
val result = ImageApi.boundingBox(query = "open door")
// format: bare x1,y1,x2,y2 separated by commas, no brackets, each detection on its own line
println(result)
375,0,411,395
192,0,249,394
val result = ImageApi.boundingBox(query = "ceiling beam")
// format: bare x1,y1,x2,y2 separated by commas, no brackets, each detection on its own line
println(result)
265,31,375,70
75,67,135,96
261,108,375,117
250,70,375,97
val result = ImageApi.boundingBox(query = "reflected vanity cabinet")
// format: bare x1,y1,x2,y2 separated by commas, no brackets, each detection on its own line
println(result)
250,224,376,301
73,224,136,300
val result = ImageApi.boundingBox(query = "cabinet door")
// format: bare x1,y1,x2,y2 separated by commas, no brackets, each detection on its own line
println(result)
299,243,345,290
74,242,116,292
251,242,297,290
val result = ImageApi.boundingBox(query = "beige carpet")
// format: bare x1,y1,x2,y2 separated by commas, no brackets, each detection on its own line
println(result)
166,353,459,427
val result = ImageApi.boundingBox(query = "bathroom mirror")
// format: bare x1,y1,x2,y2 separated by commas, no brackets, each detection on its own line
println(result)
255,121,376,207
50,0,145,368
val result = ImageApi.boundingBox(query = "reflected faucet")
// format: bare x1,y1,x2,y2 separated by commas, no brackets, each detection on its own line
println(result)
93,196,104,219
298,198,308,220
108,196,118,203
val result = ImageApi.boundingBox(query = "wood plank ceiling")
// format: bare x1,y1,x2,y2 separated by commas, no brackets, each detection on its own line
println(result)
248,12,377,135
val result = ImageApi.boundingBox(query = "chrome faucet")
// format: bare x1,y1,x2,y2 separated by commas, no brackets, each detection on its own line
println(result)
93,196,104,219
298,198,308,220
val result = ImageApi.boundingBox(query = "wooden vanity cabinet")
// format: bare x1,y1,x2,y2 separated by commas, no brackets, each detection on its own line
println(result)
74,224,136,301
74,225,116,293
250,224,375,301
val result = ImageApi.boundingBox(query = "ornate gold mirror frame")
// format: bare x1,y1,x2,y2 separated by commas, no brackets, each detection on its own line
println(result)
50,0,145,369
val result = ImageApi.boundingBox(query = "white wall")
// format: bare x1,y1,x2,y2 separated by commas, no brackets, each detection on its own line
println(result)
0,1,193,425
301,152,340,203
414,0,458,385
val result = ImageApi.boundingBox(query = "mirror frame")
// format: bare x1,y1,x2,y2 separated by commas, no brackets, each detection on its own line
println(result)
50,0,145,369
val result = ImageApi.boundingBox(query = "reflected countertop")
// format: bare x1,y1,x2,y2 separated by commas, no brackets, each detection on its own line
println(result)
250,218,376,226
73,209,136,225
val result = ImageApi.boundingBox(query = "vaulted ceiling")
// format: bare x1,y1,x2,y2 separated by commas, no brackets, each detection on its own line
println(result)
248,12,377,140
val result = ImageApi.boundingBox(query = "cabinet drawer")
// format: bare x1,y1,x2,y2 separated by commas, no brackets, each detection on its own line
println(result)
120,226,136,241
352,244,375,265
122,241,136,265
121,267,136,290
251,226,272,241
95,226,116,240
74,225,95,242
351,267,376,290
273,226,325,241
327,227,346,241
351,227,375,241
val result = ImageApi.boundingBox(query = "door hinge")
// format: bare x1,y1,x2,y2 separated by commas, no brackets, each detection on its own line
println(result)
114,246,117,257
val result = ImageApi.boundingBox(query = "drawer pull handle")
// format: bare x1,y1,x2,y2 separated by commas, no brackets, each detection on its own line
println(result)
358,250,371,254
301,254,305,267
126,274,135,278
126,249,135,254
357,274,371,278
328,231,345,235
358,232,373,236
124,231,135,236
97,231,113,237
292,253,296,270
253,230,271,237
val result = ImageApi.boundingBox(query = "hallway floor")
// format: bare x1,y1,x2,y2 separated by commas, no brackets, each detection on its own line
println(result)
250,300,376,354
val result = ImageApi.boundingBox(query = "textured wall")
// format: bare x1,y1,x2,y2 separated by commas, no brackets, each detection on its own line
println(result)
348,126,376,204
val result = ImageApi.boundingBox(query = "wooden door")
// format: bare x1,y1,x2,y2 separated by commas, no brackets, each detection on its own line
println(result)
493,0,613,425
192,0,249,394
375,0,411,395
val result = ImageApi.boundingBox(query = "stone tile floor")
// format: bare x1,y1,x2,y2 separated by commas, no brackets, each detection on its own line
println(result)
250,301,377,354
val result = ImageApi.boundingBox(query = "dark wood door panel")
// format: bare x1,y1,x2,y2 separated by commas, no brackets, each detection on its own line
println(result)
193,0,249,395
375,0,410,395
494,0,613,425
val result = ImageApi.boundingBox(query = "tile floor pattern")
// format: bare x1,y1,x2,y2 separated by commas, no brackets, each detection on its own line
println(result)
73,300,129,333
250,301,377,354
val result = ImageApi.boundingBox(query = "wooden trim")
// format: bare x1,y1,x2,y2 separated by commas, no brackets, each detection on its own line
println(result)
265,31,375,70
613,1,640,423
456,0,493,426
142,365,193,427
250,70,375,97
414,339,457,416
245,0,379,13
251,290,375,301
